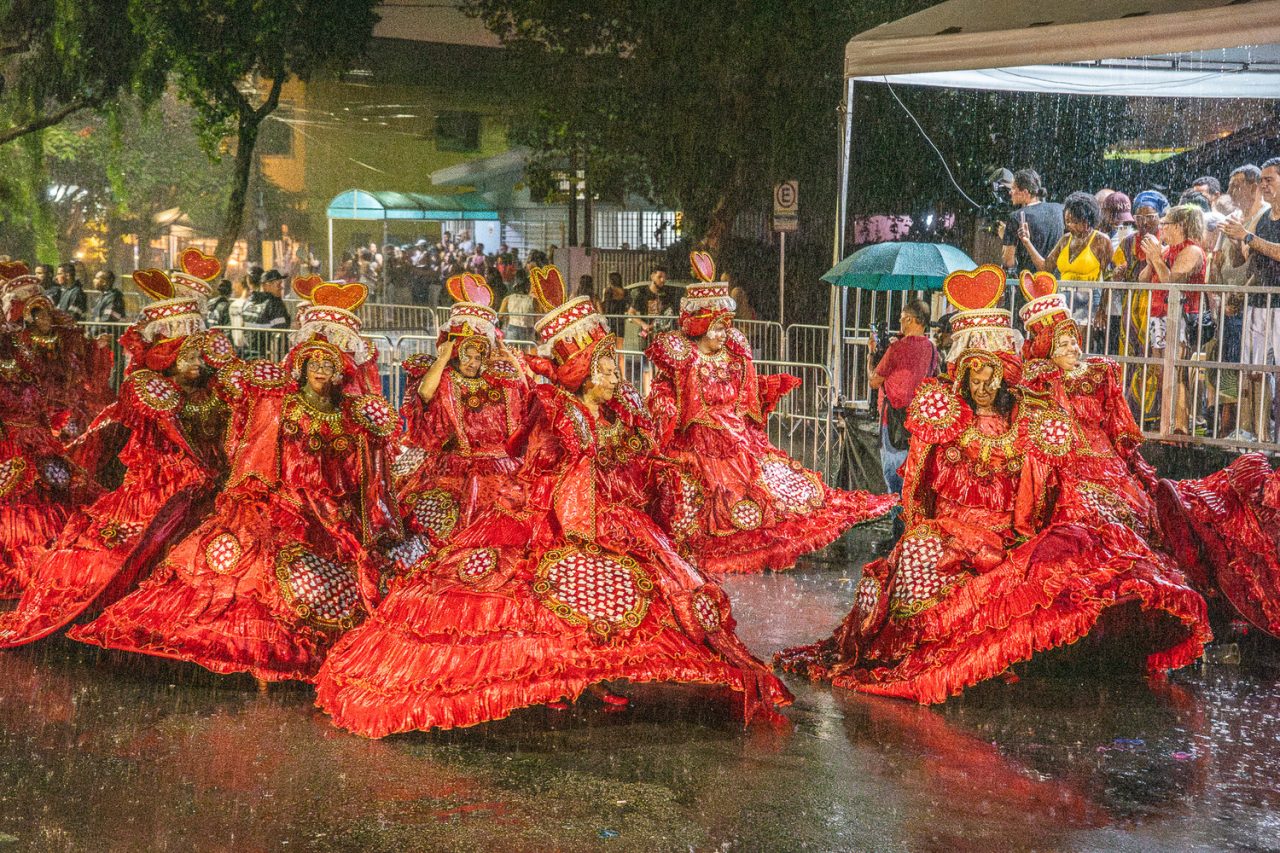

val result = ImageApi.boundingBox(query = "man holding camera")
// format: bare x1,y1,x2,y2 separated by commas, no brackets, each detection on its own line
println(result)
868,300,938,544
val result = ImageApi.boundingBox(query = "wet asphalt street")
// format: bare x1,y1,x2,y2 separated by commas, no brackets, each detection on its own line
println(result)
2,529,1279,852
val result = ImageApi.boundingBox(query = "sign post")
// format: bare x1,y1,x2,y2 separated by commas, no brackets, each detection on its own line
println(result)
773,180,798,325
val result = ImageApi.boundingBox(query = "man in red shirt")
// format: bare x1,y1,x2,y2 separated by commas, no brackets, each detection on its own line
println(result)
869,299,939,538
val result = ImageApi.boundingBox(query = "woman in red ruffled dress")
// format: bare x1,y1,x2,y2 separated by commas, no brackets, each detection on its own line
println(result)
0,346,98,597
387,273,527,574
316,271,791,737
645,253,894,574
778,269,1210,703
73,282,403,684
0,268,114,440
0,269,236,645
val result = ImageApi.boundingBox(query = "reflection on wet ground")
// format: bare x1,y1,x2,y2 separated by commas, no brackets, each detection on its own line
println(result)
2,532,1280,851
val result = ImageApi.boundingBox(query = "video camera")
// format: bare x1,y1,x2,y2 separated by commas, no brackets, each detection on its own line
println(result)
980,167,1015,234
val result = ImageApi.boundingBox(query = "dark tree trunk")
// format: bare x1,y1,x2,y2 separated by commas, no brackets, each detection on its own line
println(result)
214,73,284,265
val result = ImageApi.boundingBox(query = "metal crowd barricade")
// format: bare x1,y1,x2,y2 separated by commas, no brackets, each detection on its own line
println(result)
832,277,1280,456
76,316,843,482
1085,280,1280,453
785,324,830,367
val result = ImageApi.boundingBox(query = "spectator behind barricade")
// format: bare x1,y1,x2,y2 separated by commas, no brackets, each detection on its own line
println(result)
484,257,506,305
1095,192,1137,353
228,276,250,349
602,272,629,337
467,244,486,274
356,249,378,286
1222,157,1280,441
55,262,87,321
383,245,410,302
1024,191,1112,332
35,263,58,306
1103,192,1136,245
496,252,516,288
1208,293,1246,438
408,240,431,303
575,274,595,304
627,267,672,341
1140,204,1207,433
729,284,759,322
1192,175,1223,205
241,269,290,359
1002,168,1063,313
869,299,938,543
90,270,126,328
498,270,536,346
933,313,954,355
207,279,232,327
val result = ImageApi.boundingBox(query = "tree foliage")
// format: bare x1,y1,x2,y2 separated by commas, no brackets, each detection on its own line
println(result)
0,0,163,145
465,0,934,251
130,0,381,261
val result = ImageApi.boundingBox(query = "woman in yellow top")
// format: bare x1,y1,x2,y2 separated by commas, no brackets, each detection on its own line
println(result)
1017,191,1114,328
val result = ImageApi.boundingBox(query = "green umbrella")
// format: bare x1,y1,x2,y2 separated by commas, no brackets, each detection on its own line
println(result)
821,242,978,291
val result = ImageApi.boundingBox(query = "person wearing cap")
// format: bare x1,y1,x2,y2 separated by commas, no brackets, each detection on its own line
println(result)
0,267,238,648
54,262,87,322
74,281,403,687
645,252,895,575
240,268,290,360
386,274,529,573
316,266,792,736
1111,190,1169,417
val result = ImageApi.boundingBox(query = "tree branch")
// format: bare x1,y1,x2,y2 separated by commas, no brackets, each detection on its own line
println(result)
253,71,286,121
0,95,95,146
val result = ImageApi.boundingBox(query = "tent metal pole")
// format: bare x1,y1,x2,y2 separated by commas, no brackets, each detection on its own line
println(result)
830,78,855,404
328,218,334,279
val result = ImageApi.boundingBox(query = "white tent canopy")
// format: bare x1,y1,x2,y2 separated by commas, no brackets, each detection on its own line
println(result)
829,0,1280,404
845,0,1280,99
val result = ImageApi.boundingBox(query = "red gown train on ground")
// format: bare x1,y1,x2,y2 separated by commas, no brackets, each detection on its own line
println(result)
72,356,403,683
317,381,792,736
1157,453,1280,639
0,353,97,598
646,326,894,574
0,335,233,646
779,370,1210,703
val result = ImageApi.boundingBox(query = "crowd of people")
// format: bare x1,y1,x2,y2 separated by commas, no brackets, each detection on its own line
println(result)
990,160,1280,441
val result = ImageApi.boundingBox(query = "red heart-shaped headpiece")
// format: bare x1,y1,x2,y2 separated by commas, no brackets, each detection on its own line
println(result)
690,251,716,283
292,274,323,301
529,265,566,312
445,272,493,307
180,248,221,282
312,281,367,312
0,261,30,281
1019,270,1059,300
943,265,1006,312
133,268,175,301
